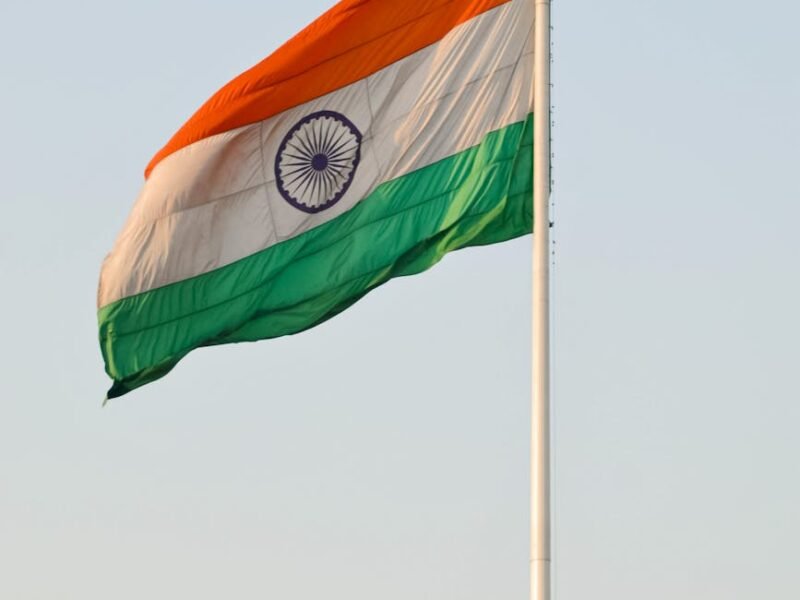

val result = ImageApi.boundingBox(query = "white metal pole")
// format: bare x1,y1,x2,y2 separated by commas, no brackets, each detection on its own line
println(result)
531,1,552,600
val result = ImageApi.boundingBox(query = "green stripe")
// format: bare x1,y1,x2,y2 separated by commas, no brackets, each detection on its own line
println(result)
99,115,534,398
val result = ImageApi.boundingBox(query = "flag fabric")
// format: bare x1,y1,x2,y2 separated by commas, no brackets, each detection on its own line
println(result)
98,0,535,398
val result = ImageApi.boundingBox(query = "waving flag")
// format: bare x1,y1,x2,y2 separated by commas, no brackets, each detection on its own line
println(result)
98,0,535,398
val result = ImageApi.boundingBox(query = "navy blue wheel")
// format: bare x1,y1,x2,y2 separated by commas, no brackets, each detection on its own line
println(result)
275,110,363,214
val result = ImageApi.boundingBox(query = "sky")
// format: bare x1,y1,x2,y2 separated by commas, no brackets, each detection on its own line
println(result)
1,1,799,598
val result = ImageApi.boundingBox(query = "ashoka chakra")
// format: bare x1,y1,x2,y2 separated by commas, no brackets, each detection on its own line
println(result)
275,110,363,214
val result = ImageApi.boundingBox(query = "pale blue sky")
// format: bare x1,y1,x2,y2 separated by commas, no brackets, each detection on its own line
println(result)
1,1,799,598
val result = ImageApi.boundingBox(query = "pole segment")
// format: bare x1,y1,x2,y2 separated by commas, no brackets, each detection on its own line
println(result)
531,1,552,600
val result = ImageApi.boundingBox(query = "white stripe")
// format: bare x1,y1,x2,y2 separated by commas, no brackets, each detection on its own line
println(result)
99,0,533,307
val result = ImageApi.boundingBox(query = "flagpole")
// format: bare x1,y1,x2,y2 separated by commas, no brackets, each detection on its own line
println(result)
531,1,552,600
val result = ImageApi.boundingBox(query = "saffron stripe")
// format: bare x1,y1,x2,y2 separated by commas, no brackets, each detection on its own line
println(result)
145,0,512,176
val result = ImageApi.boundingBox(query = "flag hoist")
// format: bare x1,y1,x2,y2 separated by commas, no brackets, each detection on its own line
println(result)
98,0,552,597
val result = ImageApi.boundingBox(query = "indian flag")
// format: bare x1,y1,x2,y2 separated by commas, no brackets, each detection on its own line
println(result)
98,0,535,399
